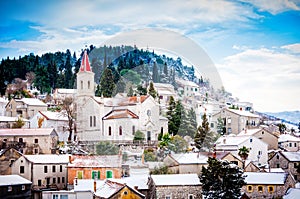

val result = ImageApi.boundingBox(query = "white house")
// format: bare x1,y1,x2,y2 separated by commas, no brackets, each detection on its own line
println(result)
11,154,69,191
75,51,168,144
176,79,200,98
153,83,177,110
53,88,76,104
215,135,268,165
0,97,8,116
29,111,69,142
278,134,300,152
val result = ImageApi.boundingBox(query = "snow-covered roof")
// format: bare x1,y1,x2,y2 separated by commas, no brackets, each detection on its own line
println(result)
103,96,150,107
244,172,287,185
39,111,68,121
278,134,300,142
68,155,122,168
269,168,285,173
170,153,208,164
24,154,70,164
153,83,176,95
109,175,149,190
226,108,260,118
0,97,8,103
55,89,76,94
215,135,251,146
0,128,57,136
151,173,201,186
95,180,124,198
238,128,261,136
176,79,199,88
0,116,29,122
0,175,32,186
283,188,300,199
281,151,300,162
16,98,47,106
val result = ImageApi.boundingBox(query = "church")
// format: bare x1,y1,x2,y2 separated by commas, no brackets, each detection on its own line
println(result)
75,51,168,145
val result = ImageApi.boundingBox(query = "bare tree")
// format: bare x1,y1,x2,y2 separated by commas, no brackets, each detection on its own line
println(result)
60,97,75,142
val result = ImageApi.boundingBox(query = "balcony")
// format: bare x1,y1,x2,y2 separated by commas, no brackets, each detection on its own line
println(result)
0,141,26,150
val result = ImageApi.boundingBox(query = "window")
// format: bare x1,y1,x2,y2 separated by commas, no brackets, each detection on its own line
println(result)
92,170,100,180
60,195,68,199
53,177,56,184
106,170,113,178
108,126,112,136
247,185,253,192
53,195,59,199
258,151,262,155
262,131,264,134
132,125,135,135
60,165,63,172
227,118,231,124
294,163,298,168
165,196,171,199
188,194,194,199
268,186,274,193
88,81,90,89
52,165,56,172
210,123,214,128
34,138,38,143
62,177,65,183
277,163,280,168
195,88,198,92
8,186,12,192
34,148,39,154
77,171,83,179
289,143,292,147
147,110,151,116
57,177,60,184
80,81,83,89
20,166,24,174
90,116,93,127
44,166,48,173
19,138,23,143
258,185,263,192
294,175,298,180
277,155,279,159
228,128,232,134
295,143,297,147
22,185,25,190
119,126,122,135
250,138,253,143
38,180,42,186
93,116,96,127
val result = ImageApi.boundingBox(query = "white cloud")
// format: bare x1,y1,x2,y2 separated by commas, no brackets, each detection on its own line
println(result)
243,0,300,14
216,46,300,112
281,43,300,54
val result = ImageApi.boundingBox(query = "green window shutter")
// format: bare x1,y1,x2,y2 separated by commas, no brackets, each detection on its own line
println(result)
97,171,100,179
78,171,83,179
106,170,112,178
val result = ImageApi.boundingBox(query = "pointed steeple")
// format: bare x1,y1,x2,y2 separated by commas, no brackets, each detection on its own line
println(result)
80,50,91,72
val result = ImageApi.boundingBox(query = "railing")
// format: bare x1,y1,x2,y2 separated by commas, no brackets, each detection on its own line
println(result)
0,141,26,150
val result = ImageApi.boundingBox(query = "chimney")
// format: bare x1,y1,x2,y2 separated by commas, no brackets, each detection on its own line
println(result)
94,179,96,192
134,186,138,190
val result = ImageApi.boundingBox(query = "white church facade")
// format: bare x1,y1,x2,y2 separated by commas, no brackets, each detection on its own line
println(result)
75,51,168,144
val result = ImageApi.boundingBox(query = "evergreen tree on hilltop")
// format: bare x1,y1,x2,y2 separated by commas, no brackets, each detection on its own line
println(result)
99,68,115,97
201,157,245,199
173,100,184,136
184,108,198,138
152,62,159,82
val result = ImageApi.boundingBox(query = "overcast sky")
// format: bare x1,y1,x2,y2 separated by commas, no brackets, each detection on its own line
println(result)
1,0,300,112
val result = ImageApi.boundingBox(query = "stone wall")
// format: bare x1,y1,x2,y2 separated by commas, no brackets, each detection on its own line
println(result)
156,185,201,199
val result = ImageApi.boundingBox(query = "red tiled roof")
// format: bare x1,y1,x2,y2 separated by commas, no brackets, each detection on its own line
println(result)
103,109,139,120
79,50,91,72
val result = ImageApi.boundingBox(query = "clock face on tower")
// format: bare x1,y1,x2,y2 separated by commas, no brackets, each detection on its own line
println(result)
147,110,151,116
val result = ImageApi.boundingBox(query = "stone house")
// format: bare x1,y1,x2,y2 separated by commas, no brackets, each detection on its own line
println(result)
0,148,22,175
212,107,260,135
0,175,32,199
269,151,300,181
242,172,295,199
153,83,176,111
5,98,47,119
215,135,268,165
148,173,202,199
0,116,30,129
163,152,243,175
0,128,58,154
75,51,168,145
29,111,69,142
11,154,69,199
278,134,300,152
67,155,123,188
238,127,278,150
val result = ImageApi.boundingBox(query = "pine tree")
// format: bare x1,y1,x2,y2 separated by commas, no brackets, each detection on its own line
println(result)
148,81,157,99
167,96,176,135
173,100,184,136
201,157,245,199
186,108,198,138
99,68,115,97
194,113,209,151
152,62,159,82
127,86,134,97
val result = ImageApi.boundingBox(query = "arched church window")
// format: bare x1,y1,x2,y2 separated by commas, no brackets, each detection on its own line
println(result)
119,126,122,135
81,81,83,89
88,81,90,89
90,116,93,127
93,116,96,127
108,126,112,136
